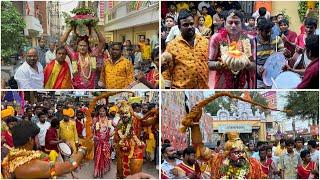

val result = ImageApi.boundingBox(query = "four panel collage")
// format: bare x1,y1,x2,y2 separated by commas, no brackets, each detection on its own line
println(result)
0,0,319,179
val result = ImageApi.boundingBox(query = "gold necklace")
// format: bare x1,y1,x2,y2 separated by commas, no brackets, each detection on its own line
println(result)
79,54,92,79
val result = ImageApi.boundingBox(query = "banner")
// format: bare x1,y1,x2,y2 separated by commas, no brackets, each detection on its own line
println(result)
218,124,252,133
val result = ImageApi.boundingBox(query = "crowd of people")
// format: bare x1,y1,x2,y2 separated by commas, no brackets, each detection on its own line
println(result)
1,92,158,178
161,135,319,179
2,26,159,89
161,1,319,89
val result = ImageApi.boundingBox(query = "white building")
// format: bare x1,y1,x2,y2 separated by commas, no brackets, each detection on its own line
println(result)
104,1,159,43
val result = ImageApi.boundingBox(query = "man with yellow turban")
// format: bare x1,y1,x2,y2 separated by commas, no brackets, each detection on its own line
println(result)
209,132,265,179
59,108,78,153
1,106,15,120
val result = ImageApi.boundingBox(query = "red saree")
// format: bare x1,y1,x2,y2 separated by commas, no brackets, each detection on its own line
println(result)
1,131,13,147
93,118,111,177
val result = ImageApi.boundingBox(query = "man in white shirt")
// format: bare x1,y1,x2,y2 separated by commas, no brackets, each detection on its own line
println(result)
45,42,56,64
14,48,44,89
36,111,50,150
307,140,319,162
252,7,271,21
161,143,182,179
165,25,200,43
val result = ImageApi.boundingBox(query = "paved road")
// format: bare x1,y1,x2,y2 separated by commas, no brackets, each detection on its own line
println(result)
58,159,159,179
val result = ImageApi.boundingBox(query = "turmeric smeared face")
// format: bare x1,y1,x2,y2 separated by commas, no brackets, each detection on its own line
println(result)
225,15,242,35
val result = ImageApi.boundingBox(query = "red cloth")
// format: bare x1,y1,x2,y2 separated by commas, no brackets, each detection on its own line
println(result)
260,159,273,177
75,119,84,136
43,60,70,89
283,30,298,57
146,69,157,86
1,131,14,147
161,169,169,179
297,58,319,89
176,162,195,177
93,119,111,177
296,33,306,49
297,161,316,179
65,44,96,89
208,30,256,89
45,127,59,152
73,62,96,89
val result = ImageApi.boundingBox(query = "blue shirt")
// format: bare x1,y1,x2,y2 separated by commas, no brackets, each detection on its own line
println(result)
272,25,281,37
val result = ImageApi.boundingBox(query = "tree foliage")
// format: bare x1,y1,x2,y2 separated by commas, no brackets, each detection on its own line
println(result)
284,91,319,125
1,1,26,62
204,91,269,116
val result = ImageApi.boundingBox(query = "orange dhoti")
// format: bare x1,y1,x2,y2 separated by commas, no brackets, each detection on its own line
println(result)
116,142,145,179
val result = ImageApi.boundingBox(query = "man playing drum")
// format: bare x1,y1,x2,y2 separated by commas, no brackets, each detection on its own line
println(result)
256,17,285,89
296,34,319,89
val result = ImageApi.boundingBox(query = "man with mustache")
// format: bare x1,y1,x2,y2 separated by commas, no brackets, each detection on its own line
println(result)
278,139,301,179
14,48,44,89
193,132,264,179
174,146,201,179
161,143,182,179
162,9,209,89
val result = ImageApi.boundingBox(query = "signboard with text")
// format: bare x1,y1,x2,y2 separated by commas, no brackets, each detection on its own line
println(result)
218,124,252,133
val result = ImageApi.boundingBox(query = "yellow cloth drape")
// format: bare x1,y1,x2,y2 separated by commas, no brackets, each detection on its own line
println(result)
44,62,62,89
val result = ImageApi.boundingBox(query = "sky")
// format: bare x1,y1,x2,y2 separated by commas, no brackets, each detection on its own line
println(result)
59,1,78,27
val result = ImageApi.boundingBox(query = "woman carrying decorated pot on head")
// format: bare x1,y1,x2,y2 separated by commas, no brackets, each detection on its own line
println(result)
60,7,105,89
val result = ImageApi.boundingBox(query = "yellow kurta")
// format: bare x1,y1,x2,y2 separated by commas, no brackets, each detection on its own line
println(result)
59,120,78,152
100,57,134,89
142,45,151,60
162,34,209,89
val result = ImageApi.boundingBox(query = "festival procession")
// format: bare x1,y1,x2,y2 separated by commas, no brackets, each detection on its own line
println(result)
161,1,319,89
1,91,159,179
161,91,319,179
1,1,159,89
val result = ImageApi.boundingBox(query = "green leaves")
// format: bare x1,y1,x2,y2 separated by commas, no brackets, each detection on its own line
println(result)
1,1,26,62
298,1,307,22
284,91,319,125
71,7,94,15
63,7,98,28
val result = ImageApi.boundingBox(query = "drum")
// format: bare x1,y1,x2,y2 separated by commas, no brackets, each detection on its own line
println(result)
262,52,286,86
271,71,302,89
127,81,150,89
58,142,73,157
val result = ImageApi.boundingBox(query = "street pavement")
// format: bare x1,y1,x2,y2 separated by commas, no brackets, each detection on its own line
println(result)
58,159,159,179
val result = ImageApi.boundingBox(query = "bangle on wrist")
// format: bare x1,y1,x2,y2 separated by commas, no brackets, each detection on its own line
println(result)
49,161,57,178
68,158,78,168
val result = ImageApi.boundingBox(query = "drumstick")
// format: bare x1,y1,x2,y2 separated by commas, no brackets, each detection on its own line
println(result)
271,77,278,89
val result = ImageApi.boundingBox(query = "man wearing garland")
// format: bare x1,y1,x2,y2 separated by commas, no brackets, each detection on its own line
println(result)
113,101,145,178
1,121,86,178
